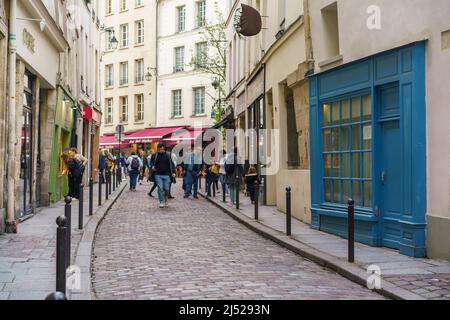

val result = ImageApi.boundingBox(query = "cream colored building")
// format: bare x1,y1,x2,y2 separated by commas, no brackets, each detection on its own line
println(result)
0,0,8,232
225,0,312,223
156,0,226,128
100,0,157,135
308,0,450,259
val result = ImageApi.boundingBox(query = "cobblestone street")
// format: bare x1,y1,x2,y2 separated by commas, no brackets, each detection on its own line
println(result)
91,182,384,300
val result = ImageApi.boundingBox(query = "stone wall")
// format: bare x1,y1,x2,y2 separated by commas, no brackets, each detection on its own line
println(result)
0,14,7,232
14,60,25,217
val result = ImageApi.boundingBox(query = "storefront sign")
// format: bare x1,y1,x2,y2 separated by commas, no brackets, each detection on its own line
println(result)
23,29,35,53
92,109,101,124
235,91,246,117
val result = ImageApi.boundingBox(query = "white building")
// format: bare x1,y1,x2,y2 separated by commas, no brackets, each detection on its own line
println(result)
100,0,157,136
156,0,226,128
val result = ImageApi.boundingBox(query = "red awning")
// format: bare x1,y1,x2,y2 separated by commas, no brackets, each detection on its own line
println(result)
123,127,186,144
99,134,130,149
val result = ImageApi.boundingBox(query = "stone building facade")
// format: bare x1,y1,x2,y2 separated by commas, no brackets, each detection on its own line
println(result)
0,0,8,233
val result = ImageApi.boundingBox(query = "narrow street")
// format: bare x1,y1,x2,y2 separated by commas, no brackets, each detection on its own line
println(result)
91,181,383,300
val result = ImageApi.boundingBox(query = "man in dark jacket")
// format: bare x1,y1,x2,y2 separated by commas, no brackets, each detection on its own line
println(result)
225,147,244,205
98,150,106,184
150,143,176,208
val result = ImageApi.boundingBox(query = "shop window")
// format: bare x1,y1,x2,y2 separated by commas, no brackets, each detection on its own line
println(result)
322,94,372,207
286,93,300,167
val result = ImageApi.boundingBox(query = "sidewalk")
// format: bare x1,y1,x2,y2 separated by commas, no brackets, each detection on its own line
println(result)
0,180,127,300
200,188,450,300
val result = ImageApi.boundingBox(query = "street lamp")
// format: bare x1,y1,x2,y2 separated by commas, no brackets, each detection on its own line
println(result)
145,67,157,82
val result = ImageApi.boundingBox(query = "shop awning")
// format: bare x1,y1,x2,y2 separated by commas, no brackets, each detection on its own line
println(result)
163,128,207,145
99,134,130,149
123,126,185,144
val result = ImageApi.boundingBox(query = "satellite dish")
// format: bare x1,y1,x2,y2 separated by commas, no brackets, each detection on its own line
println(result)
234,4,262,37
39,19,47,32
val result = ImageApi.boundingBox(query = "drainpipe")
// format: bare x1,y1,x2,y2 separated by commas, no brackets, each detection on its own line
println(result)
155,0,159,127
303,0,314,63
6,0,17,228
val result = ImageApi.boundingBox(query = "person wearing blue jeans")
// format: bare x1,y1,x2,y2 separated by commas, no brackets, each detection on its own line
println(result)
149,143,176,208
183,149,202,199
126,152,143,191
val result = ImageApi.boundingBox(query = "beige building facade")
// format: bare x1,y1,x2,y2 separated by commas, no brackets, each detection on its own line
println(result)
308,0,450,259
0,0,7,233
100,0,157,137
225,0,312,223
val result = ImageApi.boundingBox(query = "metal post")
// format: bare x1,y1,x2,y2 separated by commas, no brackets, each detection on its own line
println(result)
56,216,67,294
348,199,355,263
286,187,292,236
199,175,202,189
222,179,226,203
112,168,116,192
105,170,109,201
254,180,259,220
98,172,102,206
64,197,72,269
89,178,93,216
236,179,240,210
108,169,112,195
78,184,84,230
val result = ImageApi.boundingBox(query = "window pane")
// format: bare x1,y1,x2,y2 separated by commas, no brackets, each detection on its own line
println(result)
324,154,331,177
342,153,350,178
342,100,350,124
362,95,372,121
353,181,362,207
331,128,340,151
351,124,361,150
333,180,340,203
323,129,331,152
343,180,351,204
323,104,331,126
324,180,332,202
331,102,340,125
332,154,340,177
351,152,361,178
351,97,360,122
341,126,350,151
363,182,372,207
363,124,372,149
363,152,372,179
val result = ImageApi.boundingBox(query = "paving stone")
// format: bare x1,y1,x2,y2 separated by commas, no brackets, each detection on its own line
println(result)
91,183,383,300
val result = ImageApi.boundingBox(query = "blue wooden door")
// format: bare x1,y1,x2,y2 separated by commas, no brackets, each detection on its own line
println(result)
378,83,402,249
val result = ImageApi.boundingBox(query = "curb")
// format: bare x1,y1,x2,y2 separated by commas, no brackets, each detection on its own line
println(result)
69,181,128,300
199,192,425,301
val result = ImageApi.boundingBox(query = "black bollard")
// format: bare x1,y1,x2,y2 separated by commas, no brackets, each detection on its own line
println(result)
64,197,72,269
105,171,109,201
98,172,102,206
199,175,202,189
56,216,67,294
45,292,67,300
286,187,292,236
89,177,93,216
236,178,240,210
222,181,226,203
254,180,259,220
112,168,116,192
78,184,84,230
348,199,355,263
108,170,112,196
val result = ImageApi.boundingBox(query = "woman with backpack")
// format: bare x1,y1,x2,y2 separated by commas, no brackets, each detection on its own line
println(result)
126,152,143,191
60,151,84,199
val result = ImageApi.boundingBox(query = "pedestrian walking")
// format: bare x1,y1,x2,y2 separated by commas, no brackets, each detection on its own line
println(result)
149,143,176,208
218,150,229,195
224,147,244,205
119,153,127,179
60,151,84,199
245,166,258,204
147,150,158,197
126,152,143,191
138,149,148,185
182,147,202,199
98,149,106,184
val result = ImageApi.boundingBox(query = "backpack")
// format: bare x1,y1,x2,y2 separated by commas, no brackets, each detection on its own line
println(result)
71,158,84,178
225,156,235,175
130,157,140,170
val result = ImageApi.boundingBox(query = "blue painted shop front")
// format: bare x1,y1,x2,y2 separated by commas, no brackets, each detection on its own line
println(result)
308,42,427,257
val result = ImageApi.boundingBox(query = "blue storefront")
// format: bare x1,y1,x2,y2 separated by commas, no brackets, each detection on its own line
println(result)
308,42,427,257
